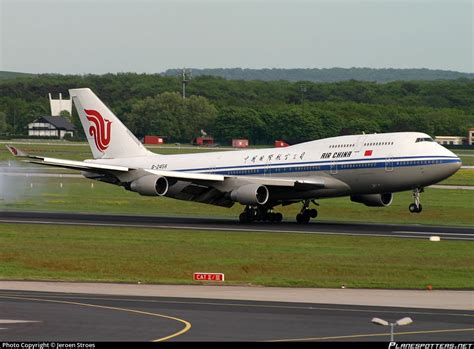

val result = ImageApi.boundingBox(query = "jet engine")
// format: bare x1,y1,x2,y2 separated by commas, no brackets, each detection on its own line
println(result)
350,193,393,207
130,175,169,196
230,184,269,205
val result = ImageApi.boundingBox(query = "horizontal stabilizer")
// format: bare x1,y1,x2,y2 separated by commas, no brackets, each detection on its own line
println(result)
5,145,28,157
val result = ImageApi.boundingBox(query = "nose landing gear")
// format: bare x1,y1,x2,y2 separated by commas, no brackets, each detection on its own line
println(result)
296,200,318,223
409,188,423,213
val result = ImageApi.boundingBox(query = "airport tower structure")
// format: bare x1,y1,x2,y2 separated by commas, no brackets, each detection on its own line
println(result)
49,93,72,116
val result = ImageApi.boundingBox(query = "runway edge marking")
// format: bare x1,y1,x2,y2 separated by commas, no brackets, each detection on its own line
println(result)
0,294,191,342
0,219,473,241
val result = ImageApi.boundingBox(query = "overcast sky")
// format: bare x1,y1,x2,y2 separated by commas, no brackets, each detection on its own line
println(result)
1,0,472,74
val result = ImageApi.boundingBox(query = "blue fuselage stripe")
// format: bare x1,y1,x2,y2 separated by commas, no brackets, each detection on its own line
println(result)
178,155,460,176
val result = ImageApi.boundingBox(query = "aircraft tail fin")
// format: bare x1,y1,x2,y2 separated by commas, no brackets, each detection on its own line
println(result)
69,88,149,159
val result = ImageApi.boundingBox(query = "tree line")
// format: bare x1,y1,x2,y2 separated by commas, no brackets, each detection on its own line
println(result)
0,73,473,144
164,67,474,83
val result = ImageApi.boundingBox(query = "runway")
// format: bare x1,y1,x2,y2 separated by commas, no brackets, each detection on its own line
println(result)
0,211,473,241
0,289,472,342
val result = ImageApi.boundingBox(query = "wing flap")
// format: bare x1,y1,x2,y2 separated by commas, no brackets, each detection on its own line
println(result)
146,168,326,189
145,169,225,181
241,176,325,188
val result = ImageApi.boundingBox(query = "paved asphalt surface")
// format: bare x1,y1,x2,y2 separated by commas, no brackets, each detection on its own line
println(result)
0,211,473,241
0,290,473,342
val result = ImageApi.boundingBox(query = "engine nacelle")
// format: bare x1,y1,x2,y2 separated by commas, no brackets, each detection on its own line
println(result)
230,184,269,205
350,193,393,207
130,175,169,196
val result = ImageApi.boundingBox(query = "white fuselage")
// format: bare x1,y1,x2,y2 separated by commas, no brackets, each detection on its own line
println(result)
92,132,461,200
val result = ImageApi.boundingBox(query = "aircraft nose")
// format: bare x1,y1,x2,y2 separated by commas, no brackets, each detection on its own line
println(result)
453,158,462,171
448,154,462,175
456,156,462,167
449,150,462,169
456,159,462,173
439,147,462,177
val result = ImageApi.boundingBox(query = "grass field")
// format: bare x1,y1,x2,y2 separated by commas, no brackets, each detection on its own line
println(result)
0,223,472,289
450,148,474,166
459,156,474,166
0,176,472,226
439,169,474,186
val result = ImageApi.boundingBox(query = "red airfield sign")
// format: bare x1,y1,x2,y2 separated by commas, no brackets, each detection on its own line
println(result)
193,272,225,282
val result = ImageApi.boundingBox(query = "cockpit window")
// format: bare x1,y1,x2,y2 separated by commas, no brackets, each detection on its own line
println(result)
415,137,434,143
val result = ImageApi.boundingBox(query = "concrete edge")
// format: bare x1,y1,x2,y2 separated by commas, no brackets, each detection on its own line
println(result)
0,281,472,311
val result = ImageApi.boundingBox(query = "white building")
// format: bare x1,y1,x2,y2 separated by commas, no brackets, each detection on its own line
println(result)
28,116,75,139
434,136,466,145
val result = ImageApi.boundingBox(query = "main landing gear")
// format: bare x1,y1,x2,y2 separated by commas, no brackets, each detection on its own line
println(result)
239,205,283,223
409,188,423,213
296,200,318,224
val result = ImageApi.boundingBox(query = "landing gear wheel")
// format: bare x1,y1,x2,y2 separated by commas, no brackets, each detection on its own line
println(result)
409,188,424,214
268,212,276,222
275,213,283,223
409,203,423,213
296,212,310,224
296,200,318,223
239,206,284,223
239,206,255,223
239,212,252,223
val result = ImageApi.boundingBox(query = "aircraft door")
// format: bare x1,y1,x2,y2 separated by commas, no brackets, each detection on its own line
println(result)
355,135,367,154
211,155,221,174
385,155,393,172
330,161,338,174
264,158,271,176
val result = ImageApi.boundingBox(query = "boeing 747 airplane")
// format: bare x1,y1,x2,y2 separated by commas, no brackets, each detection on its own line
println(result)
7,88,462,223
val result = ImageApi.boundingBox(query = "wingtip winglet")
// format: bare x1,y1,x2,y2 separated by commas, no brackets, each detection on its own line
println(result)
5,145,27,157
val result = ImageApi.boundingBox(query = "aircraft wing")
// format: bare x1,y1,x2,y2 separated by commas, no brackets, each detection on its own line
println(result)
6,144,327,190
5,145,129,172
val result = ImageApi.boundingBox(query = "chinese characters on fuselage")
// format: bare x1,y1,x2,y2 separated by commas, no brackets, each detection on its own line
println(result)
244,152,306,164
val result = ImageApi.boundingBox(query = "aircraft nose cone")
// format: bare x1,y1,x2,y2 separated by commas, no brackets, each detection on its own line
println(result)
446,148,462,171
447,156,462,176
453,158,462,171
456,157,462,168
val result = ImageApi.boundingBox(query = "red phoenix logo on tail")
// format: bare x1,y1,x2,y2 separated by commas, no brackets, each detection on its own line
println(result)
84,109,112,152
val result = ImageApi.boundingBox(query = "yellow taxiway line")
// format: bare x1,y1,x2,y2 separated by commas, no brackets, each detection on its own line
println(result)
0,294,191,342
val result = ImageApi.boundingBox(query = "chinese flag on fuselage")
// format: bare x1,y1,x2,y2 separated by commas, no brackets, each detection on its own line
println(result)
364,150,373,156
